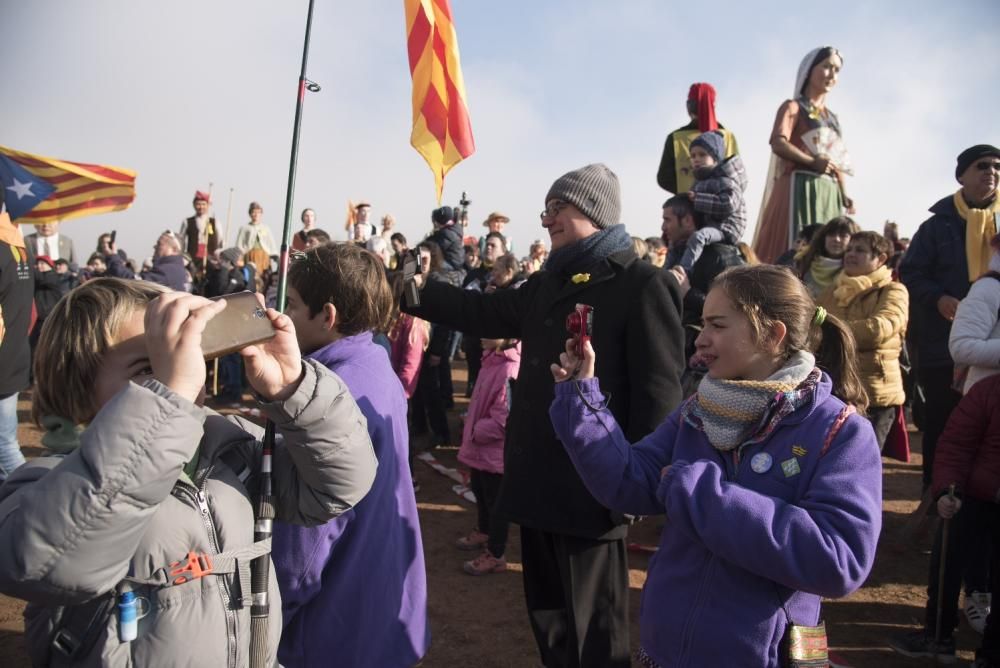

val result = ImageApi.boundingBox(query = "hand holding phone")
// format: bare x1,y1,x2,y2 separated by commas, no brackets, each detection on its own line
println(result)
551,304,596,383
145,294,227,402
401,249,424,307
239,301,305,403
565,303,594,358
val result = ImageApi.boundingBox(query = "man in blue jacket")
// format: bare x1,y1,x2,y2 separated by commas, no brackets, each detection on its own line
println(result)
900,143,1000,489
103,231,190,292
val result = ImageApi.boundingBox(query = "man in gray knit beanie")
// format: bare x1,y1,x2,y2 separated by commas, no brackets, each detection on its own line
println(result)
402,160,684,668
544,163,622,232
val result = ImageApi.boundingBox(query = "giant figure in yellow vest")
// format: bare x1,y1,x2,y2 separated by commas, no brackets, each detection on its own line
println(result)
656,83,739,196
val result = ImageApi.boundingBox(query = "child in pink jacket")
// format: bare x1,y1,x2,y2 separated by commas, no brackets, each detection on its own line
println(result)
456,338,520,575
389,312,429,400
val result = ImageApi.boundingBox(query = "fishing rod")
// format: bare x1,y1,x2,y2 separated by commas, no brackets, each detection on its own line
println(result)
249,0,319,666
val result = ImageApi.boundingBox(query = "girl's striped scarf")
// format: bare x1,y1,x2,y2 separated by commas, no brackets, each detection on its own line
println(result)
689,351,817,451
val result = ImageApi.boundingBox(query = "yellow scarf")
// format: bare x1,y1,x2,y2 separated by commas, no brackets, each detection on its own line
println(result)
832,264,892,307
0,212,26,249
954,190,1000,281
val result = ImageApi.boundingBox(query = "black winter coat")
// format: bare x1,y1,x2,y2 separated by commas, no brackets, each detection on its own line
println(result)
32,270,72,321
426,224,465,272
0,239,33,395
406,248,684,539
899,195,975,368
203,263,249,298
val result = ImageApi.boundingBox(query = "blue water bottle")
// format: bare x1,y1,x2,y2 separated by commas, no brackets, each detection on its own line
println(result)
118,590,139,642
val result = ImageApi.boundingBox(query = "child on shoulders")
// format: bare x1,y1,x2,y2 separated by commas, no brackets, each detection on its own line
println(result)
668,130,749,276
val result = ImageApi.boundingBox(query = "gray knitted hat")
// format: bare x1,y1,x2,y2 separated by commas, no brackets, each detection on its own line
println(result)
220,247,243,265
545,163,621,230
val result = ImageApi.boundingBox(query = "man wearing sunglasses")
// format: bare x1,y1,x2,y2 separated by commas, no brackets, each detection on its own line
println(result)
900,144,1000,497
404,163,683,667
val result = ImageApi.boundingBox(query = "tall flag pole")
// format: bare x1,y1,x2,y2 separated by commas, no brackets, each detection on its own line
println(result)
404,0,475,202
249,3,319,668
277,0,320,312
0,145,136,223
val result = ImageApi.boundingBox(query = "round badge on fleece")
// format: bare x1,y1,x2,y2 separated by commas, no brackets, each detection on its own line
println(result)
750,452,773,474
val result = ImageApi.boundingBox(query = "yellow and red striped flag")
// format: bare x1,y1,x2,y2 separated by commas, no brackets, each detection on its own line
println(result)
405,0,475,202
0,145,136,224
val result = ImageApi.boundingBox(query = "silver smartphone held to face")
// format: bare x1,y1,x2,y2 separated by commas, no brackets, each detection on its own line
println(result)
200,291,276,359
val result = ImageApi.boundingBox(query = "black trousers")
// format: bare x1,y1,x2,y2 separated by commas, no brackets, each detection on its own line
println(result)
411,361,451,445
468,469,508,557
924,498,995,637
438,355,454,408
979,502,1000,662
916,366,962,488
867,404,897,452
463,335,483,397
520,527,630,668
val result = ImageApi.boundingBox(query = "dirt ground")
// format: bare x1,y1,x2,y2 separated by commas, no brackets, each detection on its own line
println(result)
0,363,984,666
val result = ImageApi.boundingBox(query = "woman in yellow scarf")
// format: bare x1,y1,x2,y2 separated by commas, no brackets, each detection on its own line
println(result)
817,231,908,449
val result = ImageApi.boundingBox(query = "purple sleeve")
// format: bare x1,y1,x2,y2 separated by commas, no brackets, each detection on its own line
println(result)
658,415,882,598
549,378,678,516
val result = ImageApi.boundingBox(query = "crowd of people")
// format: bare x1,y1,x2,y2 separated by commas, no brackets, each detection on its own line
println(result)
0,43,998,668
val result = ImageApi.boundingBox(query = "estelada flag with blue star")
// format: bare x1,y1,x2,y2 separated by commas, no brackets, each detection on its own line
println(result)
0,145,136,224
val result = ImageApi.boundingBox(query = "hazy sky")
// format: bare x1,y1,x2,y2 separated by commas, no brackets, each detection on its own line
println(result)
3,0,999,261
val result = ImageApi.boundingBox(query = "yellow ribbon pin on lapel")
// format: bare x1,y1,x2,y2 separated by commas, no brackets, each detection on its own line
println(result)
571,273,591,284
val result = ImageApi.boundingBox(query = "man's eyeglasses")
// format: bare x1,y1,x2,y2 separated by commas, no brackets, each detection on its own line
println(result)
539,201,568,220
975,161,1000,172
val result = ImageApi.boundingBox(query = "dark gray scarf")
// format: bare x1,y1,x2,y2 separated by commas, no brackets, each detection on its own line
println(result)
544,224,632,277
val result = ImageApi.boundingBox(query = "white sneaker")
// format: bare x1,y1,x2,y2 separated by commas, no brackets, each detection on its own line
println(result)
964,590,991,635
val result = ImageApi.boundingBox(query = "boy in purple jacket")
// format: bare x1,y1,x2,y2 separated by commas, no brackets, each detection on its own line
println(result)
274,242,429,667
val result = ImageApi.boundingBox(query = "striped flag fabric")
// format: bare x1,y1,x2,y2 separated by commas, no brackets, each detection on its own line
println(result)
0,145,136,224
405,0,475,202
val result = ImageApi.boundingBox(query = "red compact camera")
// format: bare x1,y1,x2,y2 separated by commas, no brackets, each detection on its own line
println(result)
565,304,594,358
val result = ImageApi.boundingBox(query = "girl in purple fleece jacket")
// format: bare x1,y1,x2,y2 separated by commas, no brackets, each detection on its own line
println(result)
549,265,882,667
